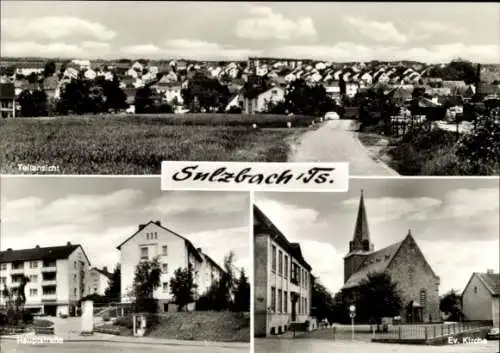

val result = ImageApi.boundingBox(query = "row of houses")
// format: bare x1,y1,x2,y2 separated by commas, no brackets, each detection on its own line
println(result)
253,191,499,337
0,220,226,316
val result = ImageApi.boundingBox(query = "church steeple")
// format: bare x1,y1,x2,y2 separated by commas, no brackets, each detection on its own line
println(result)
349,189,374,253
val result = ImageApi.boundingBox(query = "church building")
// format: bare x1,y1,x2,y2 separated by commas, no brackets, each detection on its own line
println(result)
342,190,441,323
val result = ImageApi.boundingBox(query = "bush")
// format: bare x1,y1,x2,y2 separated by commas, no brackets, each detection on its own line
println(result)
22,312,34,324
114,315,133,329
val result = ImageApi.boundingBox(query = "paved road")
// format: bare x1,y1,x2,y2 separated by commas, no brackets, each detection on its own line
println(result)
255,338,499,353
289,119,398,176
1,340,246,353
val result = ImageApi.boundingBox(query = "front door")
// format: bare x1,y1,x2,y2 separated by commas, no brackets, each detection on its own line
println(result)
291,293,297,322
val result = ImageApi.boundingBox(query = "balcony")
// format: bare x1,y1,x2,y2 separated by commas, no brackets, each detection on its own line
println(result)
41,293,57,301
11,267,24,275
41,265,57,273
41,280,57,286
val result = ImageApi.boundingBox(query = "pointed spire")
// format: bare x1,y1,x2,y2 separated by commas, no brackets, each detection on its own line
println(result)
349,190,373,253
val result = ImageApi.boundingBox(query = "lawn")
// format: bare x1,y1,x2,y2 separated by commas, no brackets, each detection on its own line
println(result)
0,114,315,174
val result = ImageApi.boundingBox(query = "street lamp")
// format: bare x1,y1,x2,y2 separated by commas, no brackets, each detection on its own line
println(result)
349,305,356,341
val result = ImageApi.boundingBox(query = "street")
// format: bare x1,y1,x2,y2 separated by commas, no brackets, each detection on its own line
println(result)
255,338,499,353
0,340,248,353
289,119,398,176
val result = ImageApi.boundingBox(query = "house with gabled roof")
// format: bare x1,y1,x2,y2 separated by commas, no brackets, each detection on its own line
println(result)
0,243,91,316
116,220,225,313
342,191,441,323
462,271,500,327
254,205,313,337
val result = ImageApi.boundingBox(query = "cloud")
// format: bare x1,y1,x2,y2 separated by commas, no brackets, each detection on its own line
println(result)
2,17,116,41
410,21,466,40
1,40,112,58
419,239,499,293
267,42,500,64
3,189,143,225
235,6,316,40
119,40,261,60
342,16,407,44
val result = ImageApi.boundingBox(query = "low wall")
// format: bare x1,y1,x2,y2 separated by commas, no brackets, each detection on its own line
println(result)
372,327,490,346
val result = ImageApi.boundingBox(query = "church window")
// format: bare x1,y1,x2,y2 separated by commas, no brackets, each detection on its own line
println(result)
420,289,427,306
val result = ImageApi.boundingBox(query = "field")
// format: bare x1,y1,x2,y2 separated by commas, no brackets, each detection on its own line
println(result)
0,114,316,174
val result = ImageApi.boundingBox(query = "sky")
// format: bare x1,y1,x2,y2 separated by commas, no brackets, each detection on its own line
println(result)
255,178,499,296
0,177,250,277
1,1,499,63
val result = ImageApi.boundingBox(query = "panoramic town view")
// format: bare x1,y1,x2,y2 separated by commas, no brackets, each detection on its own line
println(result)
0,2,499,353
0,2,499,175
253,178,499,353
0,177,251,353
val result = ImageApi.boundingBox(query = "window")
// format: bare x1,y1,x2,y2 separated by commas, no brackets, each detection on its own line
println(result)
420,289,427,306
270,287,276,312
0,264,6,271
0,277,5,284
162,282,168,292
271,245,277,272
284,291,288,313
284,256,288,278
278,251,283,276
29,261,38,269
305,298,308,314
162,246,168,256
74,261,77,269
74,288,77,296
94,287,98,293
30,289,37,296
474,286,478,294
155,232,158,239
140,247,148,260
29,275,37,283
162,264,168,273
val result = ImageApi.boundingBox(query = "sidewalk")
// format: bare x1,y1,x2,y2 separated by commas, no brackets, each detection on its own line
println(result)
0,332,250,349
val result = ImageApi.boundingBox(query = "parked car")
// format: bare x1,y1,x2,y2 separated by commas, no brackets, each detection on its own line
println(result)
325,111,340,120
486,327,500,340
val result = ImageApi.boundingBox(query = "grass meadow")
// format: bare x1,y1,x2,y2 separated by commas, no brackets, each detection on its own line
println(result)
0,114,316,174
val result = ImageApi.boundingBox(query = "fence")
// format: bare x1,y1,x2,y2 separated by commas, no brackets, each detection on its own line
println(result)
370,321,488,340
390,115,429,137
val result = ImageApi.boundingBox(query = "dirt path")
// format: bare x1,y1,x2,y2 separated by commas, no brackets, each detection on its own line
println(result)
289,120,398,176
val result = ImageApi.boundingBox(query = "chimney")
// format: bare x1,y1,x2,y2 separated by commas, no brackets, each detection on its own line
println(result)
155,220,161,226
7,248,12,252
35,245,40,248
103,266,108,273
138,224,146,231
197,248,202,253
487,269,494,274
67,241,71,246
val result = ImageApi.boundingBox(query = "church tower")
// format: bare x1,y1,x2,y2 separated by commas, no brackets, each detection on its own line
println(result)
343,190,374,283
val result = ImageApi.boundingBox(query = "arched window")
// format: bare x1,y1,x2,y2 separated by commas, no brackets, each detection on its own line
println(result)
420,289,427,306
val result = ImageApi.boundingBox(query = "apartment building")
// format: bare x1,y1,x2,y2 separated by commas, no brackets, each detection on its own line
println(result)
117,220,225,312
253,205,313,337
0,243,91,316
87,267,112,296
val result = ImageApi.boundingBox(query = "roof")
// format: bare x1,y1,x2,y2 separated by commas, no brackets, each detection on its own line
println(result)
0,82,15,100
343,241,404,289
116,221,203,262
464,272,500,297
199,251,226,275
351,190,371,249
253,204,312,271
0,244,88,264
91,267,113,279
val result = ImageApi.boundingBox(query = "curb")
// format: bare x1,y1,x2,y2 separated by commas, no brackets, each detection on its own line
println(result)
0,335,249,349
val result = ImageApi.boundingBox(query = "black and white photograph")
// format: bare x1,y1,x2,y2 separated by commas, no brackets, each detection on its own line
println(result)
0,1,499,176
253,178,499,352
0,177,250,353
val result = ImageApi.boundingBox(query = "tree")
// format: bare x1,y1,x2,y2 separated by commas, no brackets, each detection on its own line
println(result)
18,89,48,117
181,72,231,113
282,79,337,117
355,272,403,329
43,60,56,78
15,276,30,312
439,289,463,321
57,78,92,115
169,263,198,311
104,264,121,302
134,85,156,113
132,257,161,313
311,279,336,323
233,268,250,312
